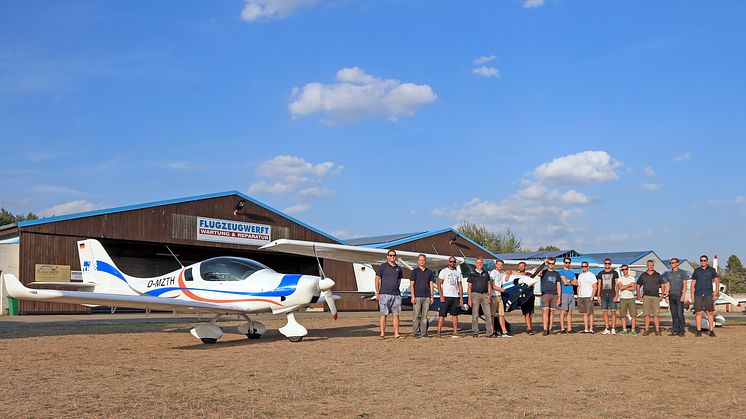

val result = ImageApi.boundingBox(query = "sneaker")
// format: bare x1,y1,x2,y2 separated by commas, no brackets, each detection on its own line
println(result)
580,330,587,334
588,329,595,334
602,328,610,335
436,332,442,338
611,329,616,335
542,329,549,336
709,331,716,337
559,329,566,334
451,334,460,338
620,330,628,336
501,333,513,338
630,330,638,336
695,330,702,337
527,330,535,336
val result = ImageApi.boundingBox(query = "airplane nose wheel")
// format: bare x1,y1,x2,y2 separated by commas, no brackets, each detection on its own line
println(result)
201,338,218,344
238,319,267,340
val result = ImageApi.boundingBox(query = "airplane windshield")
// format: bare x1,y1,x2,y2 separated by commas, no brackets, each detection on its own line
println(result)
200,257,272,281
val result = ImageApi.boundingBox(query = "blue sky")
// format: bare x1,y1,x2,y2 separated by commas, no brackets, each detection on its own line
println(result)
1,1,745,262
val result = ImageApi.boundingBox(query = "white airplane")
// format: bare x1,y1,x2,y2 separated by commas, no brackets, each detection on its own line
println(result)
3,239,339,344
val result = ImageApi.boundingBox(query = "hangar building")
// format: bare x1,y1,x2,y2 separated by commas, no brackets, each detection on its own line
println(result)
0,191,496,314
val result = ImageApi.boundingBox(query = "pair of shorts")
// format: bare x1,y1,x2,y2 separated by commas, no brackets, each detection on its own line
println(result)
490,298,505,316
618,298,637,318
599,293,617,311
642,295,660,316
541,294,558,310
439,297,461,317
694,295,714,313
560,294,575,311
577,297,594,314
521,296,535,315
378,294,402,315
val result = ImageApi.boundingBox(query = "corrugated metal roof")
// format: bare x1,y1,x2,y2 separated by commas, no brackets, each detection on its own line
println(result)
353,228,498,258
15,190,346,244
346,232,427,246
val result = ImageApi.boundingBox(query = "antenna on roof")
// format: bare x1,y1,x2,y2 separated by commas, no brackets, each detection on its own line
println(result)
431,244,439,255
165,245,184,268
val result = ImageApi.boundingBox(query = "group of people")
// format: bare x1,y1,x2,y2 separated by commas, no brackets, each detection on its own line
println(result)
374,251,722,339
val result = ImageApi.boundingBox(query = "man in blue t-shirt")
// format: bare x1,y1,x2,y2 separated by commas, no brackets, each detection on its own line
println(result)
376,250,404,339
690,255,720,337
558,257,577,334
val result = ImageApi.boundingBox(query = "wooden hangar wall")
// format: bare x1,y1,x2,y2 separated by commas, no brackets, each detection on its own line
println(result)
332,231,495,311
16,194,341,313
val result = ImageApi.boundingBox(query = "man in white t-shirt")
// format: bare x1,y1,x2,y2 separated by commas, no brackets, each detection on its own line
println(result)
615,264,638,335
576,262,598,334
437,257,463,338
489,259,512,337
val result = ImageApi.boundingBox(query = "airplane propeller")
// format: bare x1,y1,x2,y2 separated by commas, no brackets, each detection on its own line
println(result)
313,244,339,320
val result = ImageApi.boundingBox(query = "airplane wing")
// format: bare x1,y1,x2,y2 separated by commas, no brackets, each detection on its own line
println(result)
260,239,462,271
4,274,247,314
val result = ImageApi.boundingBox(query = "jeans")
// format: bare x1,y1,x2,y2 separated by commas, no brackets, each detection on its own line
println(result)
412,296,430,336
669,292,685,334
471,292,493,335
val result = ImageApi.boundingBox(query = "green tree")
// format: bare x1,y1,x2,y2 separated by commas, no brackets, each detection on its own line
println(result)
0,208,39,226
537,245,560,251
722,254,746,293
455,221,525,254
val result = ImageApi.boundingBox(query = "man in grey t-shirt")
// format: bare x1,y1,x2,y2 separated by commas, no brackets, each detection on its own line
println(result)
664,258,688,337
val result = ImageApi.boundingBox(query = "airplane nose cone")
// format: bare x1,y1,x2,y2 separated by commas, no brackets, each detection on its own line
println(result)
318,278,335,291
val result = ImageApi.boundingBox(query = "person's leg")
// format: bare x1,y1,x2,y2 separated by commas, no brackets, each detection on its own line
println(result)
481,295,492,335
695,311,702,331
452,315,459,336
419,297,430,336
393,314,401,337
542,307,549,331
471,293,481,335
707,310,715,331
412,298,422,337
611,309,617,331
559,309,566,331
380,315,387,337
653,315,660,332
603,306,610,330
437,316,445,335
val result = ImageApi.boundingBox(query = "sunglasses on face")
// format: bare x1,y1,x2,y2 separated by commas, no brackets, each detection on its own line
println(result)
449,260,456,263
622,268,628,271
581,266,589,269
388,254,396,257
564,261,571,264
547,262,555,265
700,259,707,262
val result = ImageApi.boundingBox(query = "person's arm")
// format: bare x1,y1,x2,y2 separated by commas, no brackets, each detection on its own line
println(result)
556,278,562,297
458,280,464,303
375,275,381,299
596,275,602,302
410,279,416,304
468,282,473,307
561,273,572,286
592,282,598,303
438,278,445,302
660,276,666,301
429,277,434,304
636,281,642,301
690,278,696,303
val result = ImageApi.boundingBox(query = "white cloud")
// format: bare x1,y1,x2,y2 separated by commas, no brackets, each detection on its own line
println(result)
589,229,654,245
707,196,745,206
433,150,620,246
289,67,437,123
472,66,500,78
39,200,107,217
241,0,317,22
523,0,545,8
24,152,57,163
33,185,81,195
164,161,202,171
282,204,311,214
641,183,663,192
248,155,342,213
673,152,692,162
473,55,496,65
331,229,364,239
643,166,656,177
533,150,621,185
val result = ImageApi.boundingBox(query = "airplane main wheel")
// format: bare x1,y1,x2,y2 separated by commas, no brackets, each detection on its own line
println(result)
201,338,218,344
246,333,262,339
287,336,303,343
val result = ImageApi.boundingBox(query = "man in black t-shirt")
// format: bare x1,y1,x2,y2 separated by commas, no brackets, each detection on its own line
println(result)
596,258,620,335
410,254,434,338
376,250,404,339
540,257,562,336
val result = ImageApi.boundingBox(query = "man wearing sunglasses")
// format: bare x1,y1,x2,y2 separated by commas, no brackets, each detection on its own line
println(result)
596,258,619,335
558,258,577,334
664,258,688,337
517,262,536,335
467,256,493,338
577,263,598,334
690,255,720,337
616,265,638,335
437,257,463,338
376,251,404,339
539,257,562,336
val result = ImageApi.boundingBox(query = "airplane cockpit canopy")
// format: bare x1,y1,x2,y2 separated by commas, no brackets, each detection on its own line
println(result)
199,257,274,281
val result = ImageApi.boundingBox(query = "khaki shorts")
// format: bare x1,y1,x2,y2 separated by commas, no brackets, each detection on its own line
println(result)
490,298,505,316
618,298,637,318
541,294,559,310
577,297,594,314
642,295,660,316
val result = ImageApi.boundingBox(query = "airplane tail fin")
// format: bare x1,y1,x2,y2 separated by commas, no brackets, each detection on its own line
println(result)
352,263,376,293
77,239,137,295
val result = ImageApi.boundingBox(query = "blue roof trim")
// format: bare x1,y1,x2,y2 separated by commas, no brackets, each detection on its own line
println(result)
17,190,346,245
371,227,498,258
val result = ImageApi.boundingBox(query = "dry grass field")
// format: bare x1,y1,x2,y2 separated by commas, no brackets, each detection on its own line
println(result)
1,311,745,418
